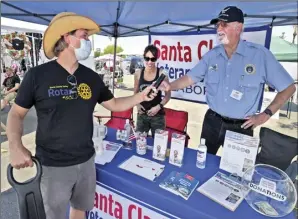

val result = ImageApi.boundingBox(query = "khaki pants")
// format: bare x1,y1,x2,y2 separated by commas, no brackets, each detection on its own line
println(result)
1,89,17,102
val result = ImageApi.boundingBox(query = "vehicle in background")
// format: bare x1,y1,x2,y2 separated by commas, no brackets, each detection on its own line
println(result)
129,57,144,74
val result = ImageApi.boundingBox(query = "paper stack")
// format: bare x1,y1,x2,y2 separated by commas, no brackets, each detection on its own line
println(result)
118,155,165,181
95,141,122,165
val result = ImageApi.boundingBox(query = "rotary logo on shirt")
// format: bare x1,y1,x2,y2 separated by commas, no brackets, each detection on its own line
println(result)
47,83,92,100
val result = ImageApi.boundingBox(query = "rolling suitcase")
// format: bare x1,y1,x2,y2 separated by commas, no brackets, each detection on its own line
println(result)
7,156,46,219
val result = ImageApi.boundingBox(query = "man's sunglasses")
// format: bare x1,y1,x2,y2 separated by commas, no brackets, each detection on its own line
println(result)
67,74,78,99
144,57,157,62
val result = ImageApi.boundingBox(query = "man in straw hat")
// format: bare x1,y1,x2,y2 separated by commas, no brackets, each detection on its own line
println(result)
6,12,158,219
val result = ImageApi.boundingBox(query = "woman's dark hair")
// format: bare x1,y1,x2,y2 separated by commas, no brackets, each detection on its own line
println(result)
143,44,158,58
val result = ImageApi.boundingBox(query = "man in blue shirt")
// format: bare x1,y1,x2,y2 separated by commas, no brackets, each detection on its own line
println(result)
161,6,296,155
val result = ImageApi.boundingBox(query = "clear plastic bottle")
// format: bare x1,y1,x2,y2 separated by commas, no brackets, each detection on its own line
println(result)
196,138,207,169
124,119,131,142
116,129,121,140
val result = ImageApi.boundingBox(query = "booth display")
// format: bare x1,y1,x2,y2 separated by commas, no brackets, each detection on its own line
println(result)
86,128,296,219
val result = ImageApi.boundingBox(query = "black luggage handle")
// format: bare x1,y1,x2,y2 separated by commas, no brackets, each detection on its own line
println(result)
7,156,46,219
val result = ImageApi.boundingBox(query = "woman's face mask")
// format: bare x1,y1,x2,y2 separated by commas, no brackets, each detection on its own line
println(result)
70,36,92,61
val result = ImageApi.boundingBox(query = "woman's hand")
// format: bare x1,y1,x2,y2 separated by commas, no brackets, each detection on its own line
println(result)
137,104,146,114
147,104,161,116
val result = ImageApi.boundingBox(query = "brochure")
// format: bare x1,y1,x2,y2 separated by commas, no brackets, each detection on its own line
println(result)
219,130,259,178
159,171,181,193
95,141,122,165
118,155,165,181
152,129,169,161
159,171,200,200
197,172,248,211
169,133,185,167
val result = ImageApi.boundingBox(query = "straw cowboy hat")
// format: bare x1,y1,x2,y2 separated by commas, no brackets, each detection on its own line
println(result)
43,12,100,59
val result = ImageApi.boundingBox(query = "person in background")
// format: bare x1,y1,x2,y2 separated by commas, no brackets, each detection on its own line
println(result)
160,6,296,155
6,12,158,219
134,45,171,136
1,67,20,110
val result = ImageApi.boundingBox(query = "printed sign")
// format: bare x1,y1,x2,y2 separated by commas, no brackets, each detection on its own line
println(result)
86,184,173,219
150,26,272,103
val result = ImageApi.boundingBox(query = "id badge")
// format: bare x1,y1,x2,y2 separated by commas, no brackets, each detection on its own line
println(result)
230,90,243,101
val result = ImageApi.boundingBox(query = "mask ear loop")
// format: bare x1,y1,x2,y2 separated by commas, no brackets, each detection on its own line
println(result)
68,35,81,49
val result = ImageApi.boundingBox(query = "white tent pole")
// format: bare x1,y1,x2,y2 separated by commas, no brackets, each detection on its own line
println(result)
32,33,37,66
112,36,117,94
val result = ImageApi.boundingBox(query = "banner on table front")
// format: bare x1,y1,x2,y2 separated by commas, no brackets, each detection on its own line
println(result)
149,26,272,103
86,183,173,219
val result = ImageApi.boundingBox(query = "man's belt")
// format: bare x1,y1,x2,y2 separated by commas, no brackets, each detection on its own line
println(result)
209,109,246,124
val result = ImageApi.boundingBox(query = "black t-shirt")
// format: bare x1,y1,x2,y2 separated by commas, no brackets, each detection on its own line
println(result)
138,68,164,114
15,60,114,167
3,75,21,92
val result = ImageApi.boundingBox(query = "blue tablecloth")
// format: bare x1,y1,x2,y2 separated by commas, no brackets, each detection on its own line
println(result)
94,128,295,219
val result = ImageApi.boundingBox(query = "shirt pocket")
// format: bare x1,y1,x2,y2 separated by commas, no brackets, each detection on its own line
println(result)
239,75,262,90
239,75,262,100
206,71,220,96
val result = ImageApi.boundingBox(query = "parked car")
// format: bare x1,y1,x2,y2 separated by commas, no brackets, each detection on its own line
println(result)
129,57,144,74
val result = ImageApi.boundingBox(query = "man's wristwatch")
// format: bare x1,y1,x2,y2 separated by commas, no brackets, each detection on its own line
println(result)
159,103,164,109
264,108,273,117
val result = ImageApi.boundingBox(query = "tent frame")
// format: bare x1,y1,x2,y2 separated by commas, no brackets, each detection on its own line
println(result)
2,0,298,93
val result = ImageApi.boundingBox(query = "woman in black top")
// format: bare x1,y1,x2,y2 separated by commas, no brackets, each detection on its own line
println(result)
134,45,171,136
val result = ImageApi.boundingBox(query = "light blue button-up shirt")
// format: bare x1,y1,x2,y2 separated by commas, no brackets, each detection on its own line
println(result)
188,40,294,119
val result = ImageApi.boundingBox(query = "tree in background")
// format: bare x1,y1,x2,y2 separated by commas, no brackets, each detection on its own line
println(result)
292,25,297,44
103,44,123,55
94,48,101,58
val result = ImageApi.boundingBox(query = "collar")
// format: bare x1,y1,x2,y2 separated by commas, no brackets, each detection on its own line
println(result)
216,39,246,58
235,39,246,56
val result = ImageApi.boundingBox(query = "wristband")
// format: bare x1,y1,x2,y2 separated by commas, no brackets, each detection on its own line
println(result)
264,108,273,117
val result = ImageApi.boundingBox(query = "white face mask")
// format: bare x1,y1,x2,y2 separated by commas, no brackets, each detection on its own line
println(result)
71,37,92,60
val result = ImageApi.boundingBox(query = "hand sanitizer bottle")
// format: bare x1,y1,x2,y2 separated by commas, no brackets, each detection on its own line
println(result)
124,119,131,142
196,138,207,169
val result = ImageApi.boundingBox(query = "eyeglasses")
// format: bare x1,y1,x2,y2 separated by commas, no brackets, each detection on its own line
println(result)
67,74,78,99
144,56,157,62
215,22,228,29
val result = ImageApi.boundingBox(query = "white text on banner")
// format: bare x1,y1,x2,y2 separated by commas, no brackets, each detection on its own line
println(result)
86,184,172,219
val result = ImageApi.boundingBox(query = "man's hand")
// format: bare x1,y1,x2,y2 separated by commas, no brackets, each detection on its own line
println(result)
9,144,33,169
137,104,146,114
147,105,161,117
241,112,271,129
139,85,158,102
158,81,171,92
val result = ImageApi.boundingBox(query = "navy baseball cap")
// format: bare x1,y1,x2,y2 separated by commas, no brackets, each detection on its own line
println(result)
210,6,244,24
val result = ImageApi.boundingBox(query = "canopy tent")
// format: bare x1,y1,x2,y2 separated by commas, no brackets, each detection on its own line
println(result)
1,1,297,37
2,1,297,92
270,36,298,62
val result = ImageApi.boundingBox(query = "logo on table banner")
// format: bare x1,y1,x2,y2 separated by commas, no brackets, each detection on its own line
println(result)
86,185,170,219
249,183,286,201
